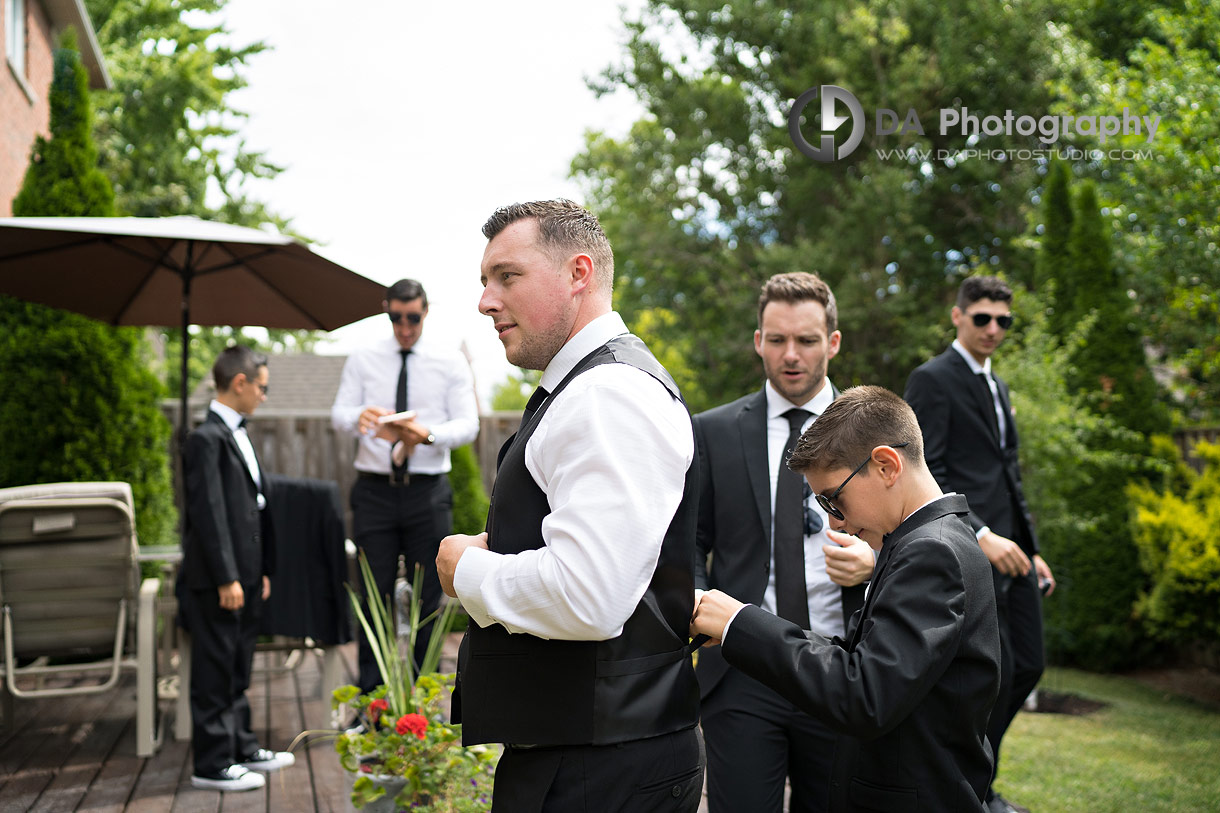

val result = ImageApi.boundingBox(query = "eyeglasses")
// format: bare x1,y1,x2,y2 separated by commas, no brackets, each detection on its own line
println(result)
969,312,1013,330
255,382,269,395
815,442,910,522
388,312,423,325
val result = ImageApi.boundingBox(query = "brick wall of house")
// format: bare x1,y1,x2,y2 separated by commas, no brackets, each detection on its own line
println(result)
1,1,55,216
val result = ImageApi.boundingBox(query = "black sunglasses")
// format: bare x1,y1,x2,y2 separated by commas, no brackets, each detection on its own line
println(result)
969,312,1014,330
816,442,911,522
388,312,423,325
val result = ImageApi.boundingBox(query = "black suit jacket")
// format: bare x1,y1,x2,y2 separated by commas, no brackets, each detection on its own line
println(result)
722,495,1000,812
182,410,275,590
904,347,1039,554
692,386,865,697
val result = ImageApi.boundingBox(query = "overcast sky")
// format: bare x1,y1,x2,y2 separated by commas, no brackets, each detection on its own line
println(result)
219,0,646,399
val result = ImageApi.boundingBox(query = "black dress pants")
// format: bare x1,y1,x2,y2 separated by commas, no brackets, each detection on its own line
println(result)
351,474,452,694
184,583,262,776
702,665,836,813
492,727,704,812
987,563,1045,790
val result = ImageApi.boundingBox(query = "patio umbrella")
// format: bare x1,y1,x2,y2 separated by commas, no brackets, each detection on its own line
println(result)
0,216,385,444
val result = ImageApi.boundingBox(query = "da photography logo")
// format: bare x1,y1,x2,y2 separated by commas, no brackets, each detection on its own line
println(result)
788,85,865,162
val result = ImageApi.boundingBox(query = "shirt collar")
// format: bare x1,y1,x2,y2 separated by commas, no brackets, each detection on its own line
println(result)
951,339,991,376
209,399,245,432
539,311,629,391
764,377,835,421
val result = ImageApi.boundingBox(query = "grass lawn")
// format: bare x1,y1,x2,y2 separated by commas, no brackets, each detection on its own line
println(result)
995,668,1220,812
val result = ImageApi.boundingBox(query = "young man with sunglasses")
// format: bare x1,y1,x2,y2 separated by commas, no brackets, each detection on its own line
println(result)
691,272,876,813
691,385,1001,813
331,279,479,694
904,275,1054,813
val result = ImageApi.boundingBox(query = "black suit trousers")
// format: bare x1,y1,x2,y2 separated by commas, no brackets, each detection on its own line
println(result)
184,583,262,775
702,667,835,813
351,475,452,693
491,728,704,813
987,564,1045,782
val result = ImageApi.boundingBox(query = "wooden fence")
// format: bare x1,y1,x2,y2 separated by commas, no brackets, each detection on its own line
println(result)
1174,427,1220,473
161,404,521,535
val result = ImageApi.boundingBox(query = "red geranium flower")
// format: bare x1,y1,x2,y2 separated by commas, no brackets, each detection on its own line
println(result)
396,713,427,740
367,697,388,724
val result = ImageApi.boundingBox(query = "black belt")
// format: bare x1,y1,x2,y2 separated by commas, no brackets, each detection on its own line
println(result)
356,471,442,487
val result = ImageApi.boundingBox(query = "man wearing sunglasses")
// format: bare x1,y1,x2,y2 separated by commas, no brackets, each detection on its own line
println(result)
331,278,479,696
904,275,1053,813
691,272,876,813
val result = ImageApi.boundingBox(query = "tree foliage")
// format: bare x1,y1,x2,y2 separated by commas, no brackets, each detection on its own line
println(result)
574,0,1064,407
13,30,115,217
1049,0,1220,420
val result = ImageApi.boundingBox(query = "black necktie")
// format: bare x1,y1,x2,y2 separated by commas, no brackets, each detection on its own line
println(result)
774,408,812,628
977,371,1004,446
392,350,410,482
396,349,410,413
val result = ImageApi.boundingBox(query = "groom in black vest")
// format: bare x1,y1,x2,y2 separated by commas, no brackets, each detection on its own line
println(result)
437,200,703,812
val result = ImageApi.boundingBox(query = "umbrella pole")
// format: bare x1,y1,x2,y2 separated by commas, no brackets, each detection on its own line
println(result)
178,250,193,456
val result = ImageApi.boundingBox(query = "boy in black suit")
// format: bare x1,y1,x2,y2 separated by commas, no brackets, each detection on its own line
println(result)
181,346,293,791
691,386,1000,812
905,275,1053,813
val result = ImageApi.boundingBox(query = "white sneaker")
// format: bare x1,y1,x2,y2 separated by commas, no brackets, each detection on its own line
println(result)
191,765,266,791
239,748,296,772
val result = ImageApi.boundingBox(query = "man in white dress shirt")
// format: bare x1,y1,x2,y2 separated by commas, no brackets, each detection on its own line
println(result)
437,200,703,812
332,279,479,691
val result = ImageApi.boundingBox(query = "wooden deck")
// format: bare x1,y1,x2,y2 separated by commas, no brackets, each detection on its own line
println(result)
0,643,364,813
1,638,713,812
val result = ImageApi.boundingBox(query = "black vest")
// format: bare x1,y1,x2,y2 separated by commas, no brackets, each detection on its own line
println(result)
454,335,700,746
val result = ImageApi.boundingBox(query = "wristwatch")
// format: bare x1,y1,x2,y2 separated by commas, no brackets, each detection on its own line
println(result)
423,432,436,445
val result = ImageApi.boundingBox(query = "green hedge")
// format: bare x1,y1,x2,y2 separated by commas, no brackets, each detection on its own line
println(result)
0,297,178,547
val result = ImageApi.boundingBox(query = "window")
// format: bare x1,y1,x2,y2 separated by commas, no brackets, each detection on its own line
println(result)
5,0,25,77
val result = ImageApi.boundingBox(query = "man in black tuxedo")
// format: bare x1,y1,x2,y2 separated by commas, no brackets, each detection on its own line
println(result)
181,346,292,792
693,272,876,812
904,276,1055,813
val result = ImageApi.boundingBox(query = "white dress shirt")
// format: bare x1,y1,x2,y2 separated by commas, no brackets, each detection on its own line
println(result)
331,334,480,475
209,400,265,509
761,379,849,639
454,312,695,641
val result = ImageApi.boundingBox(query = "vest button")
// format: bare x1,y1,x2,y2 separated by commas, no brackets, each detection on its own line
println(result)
671,785,681,798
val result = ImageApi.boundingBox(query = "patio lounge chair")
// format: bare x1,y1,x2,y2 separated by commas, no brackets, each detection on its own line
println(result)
0,481,161,757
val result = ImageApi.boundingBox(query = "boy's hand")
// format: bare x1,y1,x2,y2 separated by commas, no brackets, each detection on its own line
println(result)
218,580,244,610
690,589,744,644
823,530,876,586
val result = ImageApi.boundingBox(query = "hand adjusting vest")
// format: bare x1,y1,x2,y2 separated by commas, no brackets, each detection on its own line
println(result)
454,335,700,746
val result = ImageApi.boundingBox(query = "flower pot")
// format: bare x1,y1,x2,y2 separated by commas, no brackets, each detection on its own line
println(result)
348,772,406,812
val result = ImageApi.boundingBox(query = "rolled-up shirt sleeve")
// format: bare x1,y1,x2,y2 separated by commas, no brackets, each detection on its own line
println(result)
454,364,693,640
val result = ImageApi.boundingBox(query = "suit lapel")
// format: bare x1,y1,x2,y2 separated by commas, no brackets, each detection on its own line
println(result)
211,410,259,491
947,351,1001,452
738,390,772,540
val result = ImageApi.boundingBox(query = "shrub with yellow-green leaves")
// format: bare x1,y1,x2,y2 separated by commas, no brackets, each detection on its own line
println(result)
1128,440,1220,647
